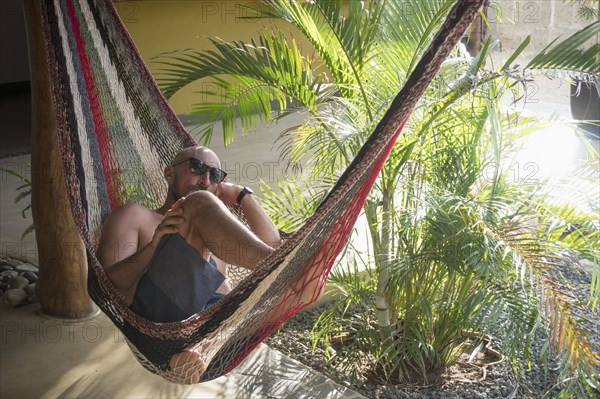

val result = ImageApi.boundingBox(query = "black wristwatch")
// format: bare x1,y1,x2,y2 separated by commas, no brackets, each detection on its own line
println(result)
236,186,254,204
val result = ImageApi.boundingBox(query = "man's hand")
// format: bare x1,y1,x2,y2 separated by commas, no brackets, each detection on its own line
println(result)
151,197,186,248
215,182,243,206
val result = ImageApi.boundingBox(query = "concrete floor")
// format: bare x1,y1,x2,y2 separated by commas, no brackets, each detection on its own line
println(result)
1,301,363,399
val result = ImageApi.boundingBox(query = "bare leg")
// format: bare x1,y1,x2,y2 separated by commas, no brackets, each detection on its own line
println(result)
168,192,328,380
179,191,326,307
177,191,274,269
165,191,274,380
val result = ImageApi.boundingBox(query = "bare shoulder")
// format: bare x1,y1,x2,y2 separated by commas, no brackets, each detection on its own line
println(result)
97,204,155,267
103,203,154,225
100,203,159,241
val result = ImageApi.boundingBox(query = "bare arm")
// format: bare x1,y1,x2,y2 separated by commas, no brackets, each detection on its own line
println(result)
239,193,281,247
216,183,281,248
96,200,185,304
96,204,154,304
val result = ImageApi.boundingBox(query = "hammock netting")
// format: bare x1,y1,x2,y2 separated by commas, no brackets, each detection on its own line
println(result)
38,0,484,384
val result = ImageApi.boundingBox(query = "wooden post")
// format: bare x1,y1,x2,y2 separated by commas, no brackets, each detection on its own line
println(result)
23,0,96,318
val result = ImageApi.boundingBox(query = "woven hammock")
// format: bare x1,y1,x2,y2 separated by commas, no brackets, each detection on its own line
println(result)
38,0,484,384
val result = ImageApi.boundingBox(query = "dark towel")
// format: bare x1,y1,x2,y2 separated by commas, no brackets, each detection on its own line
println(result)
131,234,225,323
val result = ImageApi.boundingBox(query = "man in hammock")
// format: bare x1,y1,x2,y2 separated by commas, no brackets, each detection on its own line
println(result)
97,145,282,310
96,145,289,378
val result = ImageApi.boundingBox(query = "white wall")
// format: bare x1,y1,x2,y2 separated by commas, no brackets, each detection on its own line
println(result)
488,0,591,58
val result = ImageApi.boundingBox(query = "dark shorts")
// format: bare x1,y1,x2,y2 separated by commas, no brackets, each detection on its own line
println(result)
130,234,226,323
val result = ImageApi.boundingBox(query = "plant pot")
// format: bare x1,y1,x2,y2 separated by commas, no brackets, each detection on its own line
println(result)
570,78,600,138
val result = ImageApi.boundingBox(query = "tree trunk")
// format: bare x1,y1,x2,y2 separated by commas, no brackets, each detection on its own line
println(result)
373,189,394,344
23,0,96,319
466,6,487,56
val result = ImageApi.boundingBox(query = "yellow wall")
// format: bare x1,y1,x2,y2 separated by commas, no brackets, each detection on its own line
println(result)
115,0,309,115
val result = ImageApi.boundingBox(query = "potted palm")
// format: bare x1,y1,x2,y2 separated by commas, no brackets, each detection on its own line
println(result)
571,77,599,137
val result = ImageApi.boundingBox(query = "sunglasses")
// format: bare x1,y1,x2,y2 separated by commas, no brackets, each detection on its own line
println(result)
172,157,227,184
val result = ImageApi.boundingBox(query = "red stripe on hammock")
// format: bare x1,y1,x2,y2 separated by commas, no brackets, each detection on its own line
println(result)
224,117,409,374
66,0,119,210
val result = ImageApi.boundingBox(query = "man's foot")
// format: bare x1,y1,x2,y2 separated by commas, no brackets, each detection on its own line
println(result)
168,349,206,384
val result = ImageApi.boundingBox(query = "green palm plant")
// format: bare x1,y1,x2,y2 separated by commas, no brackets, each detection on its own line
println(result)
156,0,600,395
569,0,600,22
0,166,34,240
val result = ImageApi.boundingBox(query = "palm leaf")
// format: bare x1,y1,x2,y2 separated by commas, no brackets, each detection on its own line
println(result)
377,0,457,79
260,0,384,112
526,21,600,76
259,177,329,232
156,31,321,144
489,222,600,374
0,166,31,185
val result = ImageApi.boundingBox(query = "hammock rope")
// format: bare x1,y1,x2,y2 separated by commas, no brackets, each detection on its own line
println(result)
38,0,484,383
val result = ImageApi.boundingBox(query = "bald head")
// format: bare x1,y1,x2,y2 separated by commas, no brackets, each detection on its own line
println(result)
165,146,224,201
172,146,221,169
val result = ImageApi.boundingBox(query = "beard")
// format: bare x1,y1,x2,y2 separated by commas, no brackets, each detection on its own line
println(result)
184,184,207,196
171,179,208,201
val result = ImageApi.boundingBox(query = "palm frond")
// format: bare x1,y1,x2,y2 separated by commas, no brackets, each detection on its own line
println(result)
526,21,600,77
14,188,31,204
157,30,322,144
487,222,600,374
259,177,329,232
0,166,34,240
255,0,383,122
20,224,35,241
0,166,31,185
378,0,458,78
565,0,600,23
276,98,372,179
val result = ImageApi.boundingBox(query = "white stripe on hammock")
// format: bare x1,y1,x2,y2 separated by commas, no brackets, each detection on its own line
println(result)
79,0,164,203
53,0,103,234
